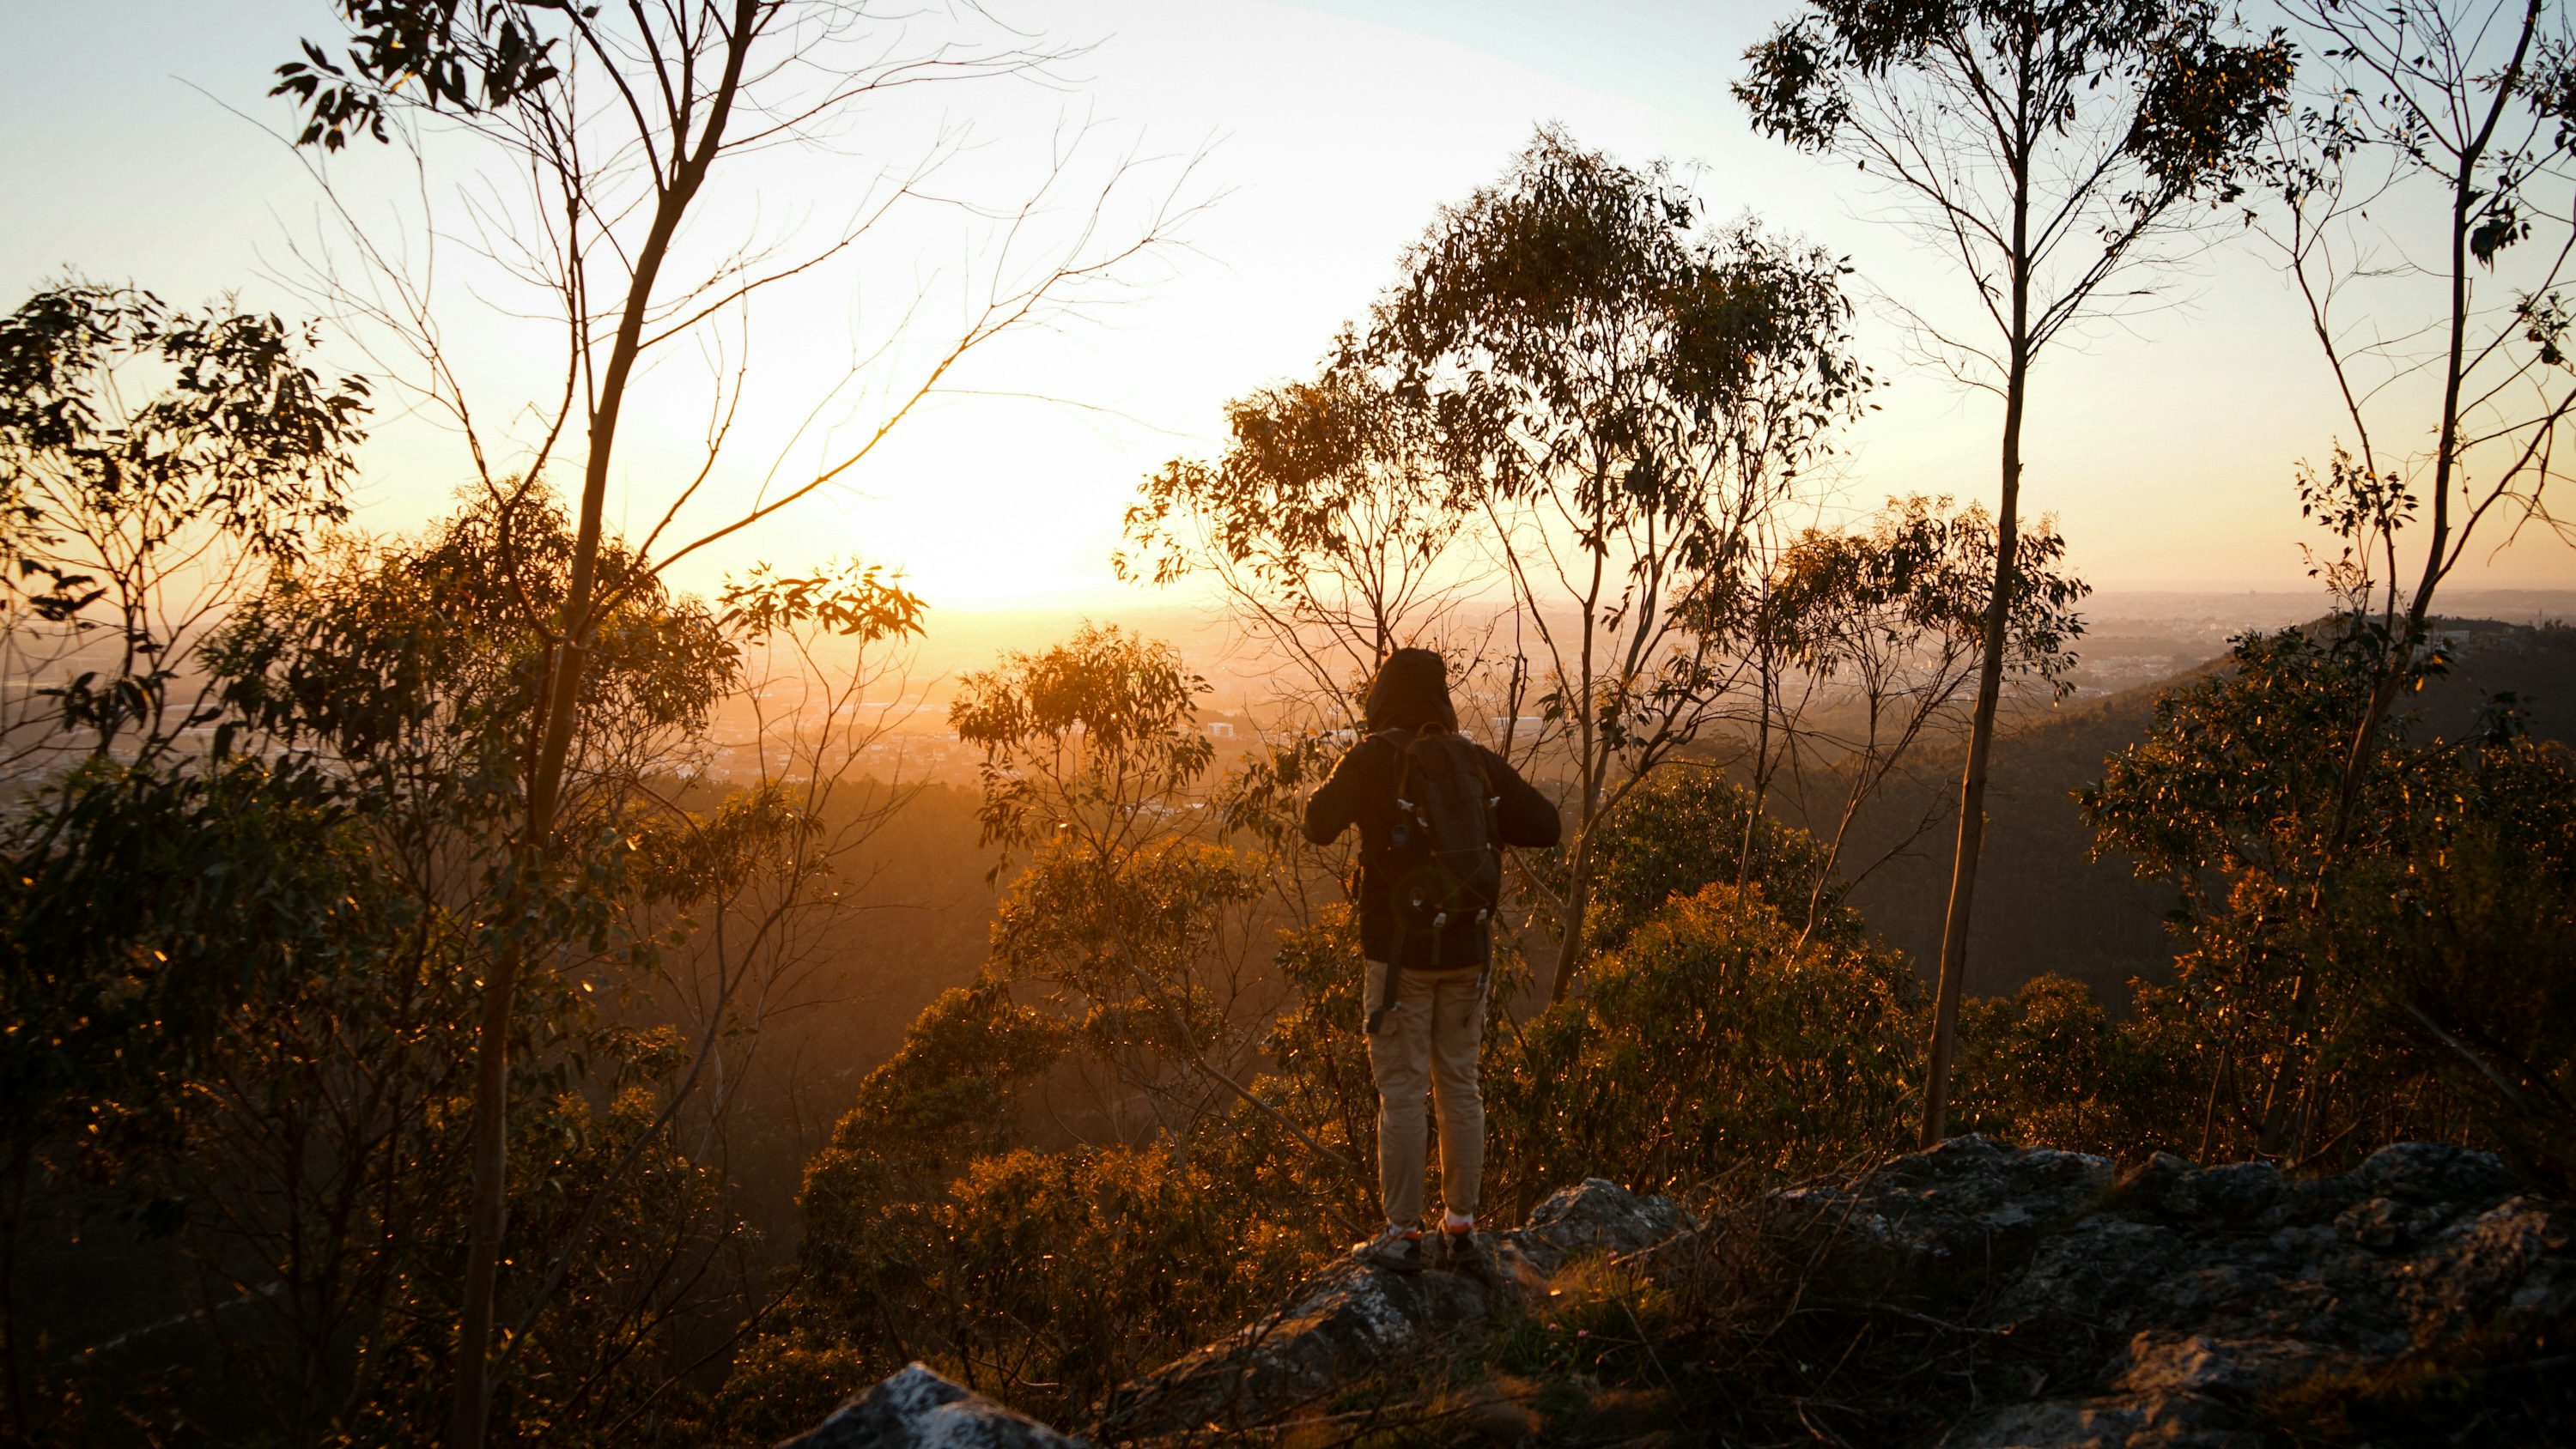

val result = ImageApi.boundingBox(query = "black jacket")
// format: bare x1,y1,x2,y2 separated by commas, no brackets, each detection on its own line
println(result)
1302,730,1561,968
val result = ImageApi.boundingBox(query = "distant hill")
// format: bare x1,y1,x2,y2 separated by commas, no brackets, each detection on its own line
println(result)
1806,619,2576,1005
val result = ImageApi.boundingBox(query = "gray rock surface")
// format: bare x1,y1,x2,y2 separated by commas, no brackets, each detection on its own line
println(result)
777,1362,1088,1448
1092,1178,1690,1441
1907,1139,2572,1447
786,1141,2571,1446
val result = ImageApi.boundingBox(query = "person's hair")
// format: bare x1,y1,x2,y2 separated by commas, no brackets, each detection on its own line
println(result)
1363,646,1456,734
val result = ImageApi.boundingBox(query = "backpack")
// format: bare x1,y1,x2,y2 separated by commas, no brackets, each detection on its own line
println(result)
1376,725,1502,971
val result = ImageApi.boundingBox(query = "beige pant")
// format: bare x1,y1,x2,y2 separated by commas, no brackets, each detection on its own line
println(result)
1364,959,1487,1228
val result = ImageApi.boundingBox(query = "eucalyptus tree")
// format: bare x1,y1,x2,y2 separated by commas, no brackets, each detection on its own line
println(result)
2238,0,2576,1150
951,626,1349,1176
1765,496,2086,941
0,484,755,1443
1736,0,2293,1143
1120,346,1502,943
1122,355,1479,719
268,5,1194,1437
0,282,367,767
1365,129,1874,1003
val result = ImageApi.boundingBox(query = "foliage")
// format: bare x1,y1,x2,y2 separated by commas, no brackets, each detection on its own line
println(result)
0,755,380,1184
271,0,579,149
1236,906,1385,1221
1121,360,1467,712
1486,882,1923,1218
1565,766,1851,957
1741,1,2290,209
0,280,364,588
0,281,367,757
2308,737,2576,1176
798,976,1070,1246
990,838,1266,1088
1947,974,2192,1157
1772,495,2087,693
2084,625,2576,1179
792,1143,1313,1428
264,3,1195,1427
1750,495,2089,937
950,623,1214,858
2263,0,2576,640
715,559,925,646
945,625,1291,1148
1737,0,2291,1147
777,975,1326,1434
1375,130,1871,707
848,979,1071,1157
214,485,734,803
0,484,790,1445
1376,136,1872,484
1364,127,1877,1000
0,759,743,1445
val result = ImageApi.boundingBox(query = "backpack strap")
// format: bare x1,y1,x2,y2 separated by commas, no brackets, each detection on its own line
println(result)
1369,729,1417,1034
1365,929,1403,1035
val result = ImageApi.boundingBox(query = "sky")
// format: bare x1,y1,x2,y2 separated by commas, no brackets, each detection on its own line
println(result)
6,0,2573,617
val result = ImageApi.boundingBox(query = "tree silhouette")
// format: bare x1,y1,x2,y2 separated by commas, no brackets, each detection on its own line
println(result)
1365,129,1874,1002
1738,0,2292,1145
0,282,367,765
269,3,1197,1440
2245,0,2576,1151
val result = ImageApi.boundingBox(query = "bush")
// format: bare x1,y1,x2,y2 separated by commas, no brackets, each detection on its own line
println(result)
1486,882,1921,1216
783,1143,1321,1428
1574,768,1853,957
1948,973,2195,1157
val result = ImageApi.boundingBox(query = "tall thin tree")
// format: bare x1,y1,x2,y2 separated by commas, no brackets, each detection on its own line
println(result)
1736,0,2292,1144
270,4,1196,1442
2247,0,2576,1151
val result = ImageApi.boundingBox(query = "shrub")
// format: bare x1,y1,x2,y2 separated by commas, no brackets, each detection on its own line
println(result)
1572,768,1853,957
1486,882,1921,1216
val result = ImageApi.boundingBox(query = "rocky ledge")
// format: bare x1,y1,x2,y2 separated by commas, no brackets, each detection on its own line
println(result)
776,1361,1084,1448
781,1138,2573,1446
1096,1176,1689,1441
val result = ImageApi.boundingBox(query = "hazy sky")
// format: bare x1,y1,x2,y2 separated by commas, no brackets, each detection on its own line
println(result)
7,0,2573,612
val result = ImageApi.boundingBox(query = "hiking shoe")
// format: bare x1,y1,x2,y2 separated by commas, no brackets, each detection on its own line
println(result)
1359,1225,1425,1275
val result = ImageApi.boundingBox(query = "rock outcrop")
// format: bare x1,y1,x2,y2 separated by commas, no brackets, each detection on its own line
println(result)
781,1139,2574,1446
1741,1135,2570,1446
1929,1137,2572,1446
1096,1178,1690,1441
777,1362,1087,1448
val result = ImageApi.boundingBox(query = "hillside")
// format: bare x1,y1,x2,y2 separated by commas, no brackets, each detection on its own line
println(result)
1809,620,2576,1004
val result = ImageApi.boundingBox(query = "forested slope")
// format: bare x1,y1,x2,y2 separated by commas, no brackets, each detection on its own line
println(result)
1824,621,2576,1003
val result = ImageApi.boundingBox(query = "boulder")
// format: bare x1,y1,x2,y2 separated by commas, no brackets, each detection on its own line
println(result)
1091,1178,1690,1441
1940,1140,2573,1447
1765,1133,2118,1306
777,1362,1088,1449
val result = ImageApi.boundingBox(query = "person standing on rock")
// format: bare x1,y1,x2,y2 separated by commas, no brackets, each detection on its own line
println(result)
1303,647,1560,1277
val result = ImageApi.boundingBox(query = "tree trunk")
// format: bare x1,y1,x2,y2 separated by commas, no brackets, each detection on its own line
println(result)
1917,458,2020,1147
1921,130,2032,1148
446,17,753,1441
1548,835,1595,1005
1547,538,1608,1005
